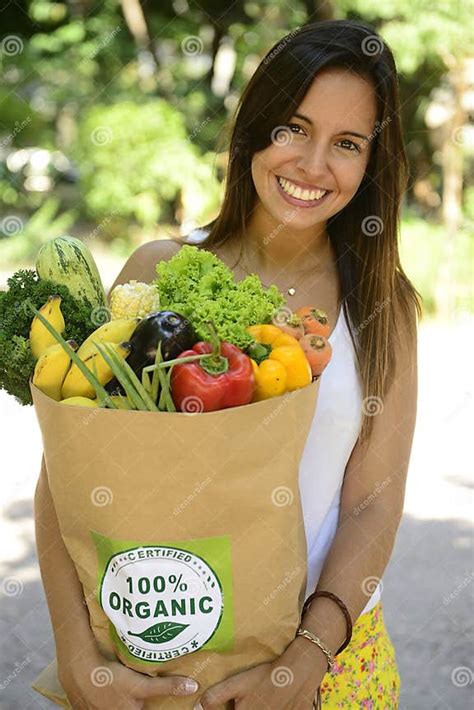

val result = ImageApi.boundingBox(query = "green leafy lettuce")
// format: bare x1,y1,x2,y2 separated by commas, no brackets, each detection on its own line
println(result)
154,245,286,350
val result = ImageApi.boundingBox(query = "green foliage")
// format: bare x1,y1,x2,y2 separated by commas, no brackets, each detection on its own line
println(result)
337,0,471,72
0,198,77,264
73,101,221,227
400,212,473,315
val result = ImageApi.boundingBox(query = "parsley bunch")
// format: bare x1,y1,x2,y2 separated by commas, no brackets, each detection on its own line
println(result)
0,269,96,405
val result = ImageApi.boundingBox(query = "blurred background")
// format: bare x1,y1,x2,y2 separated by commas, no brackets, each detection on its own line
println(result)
0,1,472,708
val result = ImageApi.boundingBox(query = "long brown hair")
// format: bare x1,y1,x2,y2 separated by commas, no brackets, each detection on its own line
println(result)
185,19,423,443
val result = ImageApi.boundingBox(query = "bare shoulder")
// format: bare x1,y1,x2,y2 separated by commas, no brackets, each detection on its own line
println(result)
107,238,183,297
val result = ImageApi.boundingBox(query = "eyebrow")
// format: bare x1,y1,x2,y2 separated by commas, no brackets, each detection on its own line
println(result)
292,112,369,141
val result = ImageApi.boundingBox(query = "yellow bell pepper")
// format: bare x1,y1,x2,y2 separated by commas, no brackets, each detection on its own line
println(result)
247,324,311,400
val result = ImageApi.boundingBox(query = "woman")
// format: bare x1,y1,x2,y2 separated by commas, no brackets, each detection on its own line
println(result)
35,19,420,709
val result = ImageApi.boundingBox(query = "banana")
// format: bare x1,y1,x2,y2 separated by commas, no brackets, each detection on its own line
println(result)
29,295,66,359
33,340,78,401
60,396,99,408
61,341,131,399
76,318,140,361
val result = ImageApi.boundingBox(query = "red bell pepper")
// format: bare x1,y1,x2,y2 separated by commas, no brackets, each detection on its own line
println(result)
169,323,255,412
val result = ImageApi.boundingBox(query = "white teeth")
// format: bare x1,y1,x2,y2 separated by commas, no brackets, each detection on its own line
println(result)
277,176,327,201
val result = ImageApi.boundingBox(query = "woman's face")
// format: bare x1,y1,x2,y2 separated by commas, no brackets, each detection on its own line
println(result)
250,68,378,235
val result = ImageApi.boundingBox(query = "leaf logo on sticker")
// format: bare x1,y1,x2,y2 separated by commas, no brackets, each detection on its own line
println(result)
129,621,189,643
100,545,224,661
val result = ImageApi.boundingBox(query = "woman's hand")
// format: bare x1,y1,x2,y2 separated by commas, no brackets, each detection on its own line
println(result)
58,645,200,710
194,639,327,709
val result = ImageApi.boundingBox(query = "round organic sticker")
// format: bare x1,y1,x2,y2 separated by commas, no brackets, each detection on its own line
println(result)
100,545,224,661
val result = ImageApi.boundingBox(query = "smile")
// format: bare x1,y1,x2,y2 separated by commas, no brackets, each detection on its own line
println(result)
275,175,331,207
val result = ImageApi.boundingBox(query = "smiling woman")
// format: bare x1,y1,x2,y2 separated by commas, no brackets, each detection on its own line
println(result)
180,18,421,710
195,18,422,447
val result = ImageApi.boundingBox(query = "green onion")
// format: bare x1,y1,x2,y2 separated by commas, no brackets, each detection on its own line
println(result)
157,362,175,412
142,368,152,397
97,342,158,412
151,341,162,404
93,342,148,411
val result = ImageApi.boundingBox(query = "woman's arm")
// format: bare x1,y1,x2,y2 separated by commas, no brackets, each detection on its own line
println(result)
34,454,100,662
289,301,418,670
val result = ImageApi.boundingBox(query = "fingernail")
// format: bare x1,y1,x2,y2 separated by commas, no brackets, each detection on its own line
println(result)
193,703,203,710
184,679,199,693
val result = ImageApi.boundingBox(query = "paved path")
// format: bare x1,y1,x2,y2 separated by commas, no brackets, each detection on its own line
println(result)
0,253,472,708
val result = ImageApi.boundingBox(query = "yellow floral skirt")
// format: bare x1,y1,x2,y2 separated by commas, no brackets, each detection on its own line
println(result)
315,601,400,709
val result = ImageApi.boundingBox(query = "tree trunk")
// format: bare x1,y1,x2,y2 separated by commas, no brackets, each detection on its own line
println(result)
434,60,466,320
303,0,335,22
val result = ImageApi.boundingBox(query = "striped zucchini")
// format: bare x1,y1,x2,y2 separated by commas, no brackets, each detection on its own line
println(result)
36,235,107,311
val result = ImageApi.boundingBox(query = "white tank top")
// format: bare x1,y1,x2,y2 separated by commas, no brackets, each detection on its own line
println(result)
299,306,381,617
187,229,381,617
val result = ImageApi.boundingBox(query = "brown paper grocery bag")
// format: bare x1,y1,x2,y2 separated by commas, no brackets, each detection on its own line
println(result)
31,378,320,709
32,658,71,709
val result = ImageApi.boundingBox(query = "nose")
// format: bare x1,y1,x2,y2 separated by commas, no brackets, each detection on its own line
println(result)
294,140,331,185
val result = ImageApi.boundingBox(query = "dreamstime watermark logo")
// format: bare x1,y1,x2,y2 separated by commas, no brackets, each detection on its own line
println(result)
181,395,204,414
21,298,35,317
361,575,383,596
364,116,392,146
1,35,24,56
271,486,294,507
263,28,301,65
91,126,113,146
173,477,212,516
1,576,24,597
261,389,298,428
362,395,384,416
443,571,474,606
451,666,473,688
271,666,294,687
361,215,384,236
451,127,464,146
181,35,203,56
81,408,100,427
91,486,113,507
354,477,392,516
263,208,299,246
82,585,99,606
90,666,114,687
353,297,392,336
361,35,385,56
0,215,23,237
183,655,213,689
272,305,293,327
91,305,112,326
0,116,32,149
84,211,118,243
0,657,31,690
89,25,122,60
271,125,294,147
188,116,212,142
263,566,302,606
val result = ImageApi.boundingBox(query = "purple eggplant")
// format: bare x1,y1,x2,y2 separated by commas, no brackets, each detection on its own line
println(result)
105,311,197,395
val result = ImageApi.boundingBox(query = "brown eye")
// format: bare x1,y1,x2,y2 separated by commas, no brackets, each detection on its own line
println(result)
287,123,306,135
337,139,361,153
